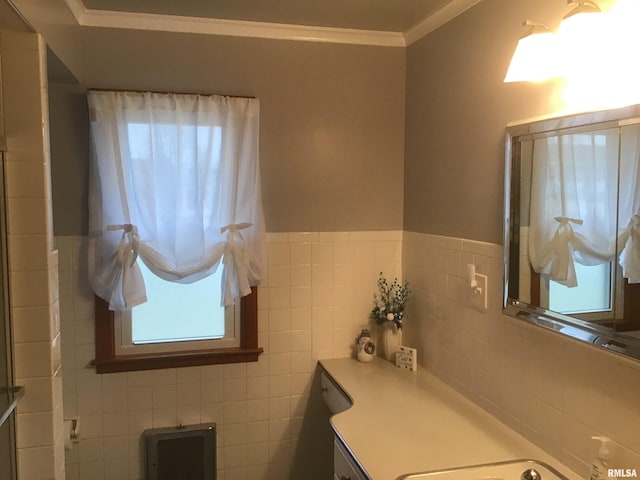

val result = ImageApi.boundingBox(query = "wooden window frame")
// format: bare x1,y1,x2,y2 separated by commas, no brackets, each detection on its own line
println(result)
92,287,262,373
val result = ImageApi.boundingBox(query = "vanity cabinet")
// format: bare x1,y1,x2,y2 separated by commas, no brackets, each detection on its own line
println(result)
320,369,369,479
334,436,368,480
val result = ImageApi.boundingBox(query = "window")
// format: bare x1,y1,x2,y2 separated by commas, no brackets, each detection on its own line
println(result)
94,286,259,374
115,262,240,355
88,90,265,373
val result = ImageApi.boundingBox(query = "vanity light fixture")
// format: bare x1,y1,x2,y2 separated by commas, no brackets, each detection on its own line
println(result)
562,0,602,21
558,0,603,42
504,1,605,83
504,20,559,83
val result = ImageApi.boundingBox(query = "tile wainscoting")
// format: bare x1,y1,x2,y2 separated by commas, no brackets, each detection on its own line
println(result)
56,231,402,480
2,31,65,480
402,231,640,478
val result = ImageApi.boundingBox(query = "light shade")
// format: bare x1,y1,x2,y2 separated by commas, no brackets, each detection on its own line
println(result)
557,1,605,82
558,1,603,41
504,29,559,83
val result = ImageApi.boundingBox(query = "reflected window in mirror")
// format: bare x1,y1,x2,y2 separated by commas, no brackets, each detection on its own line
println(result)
504,104,640,361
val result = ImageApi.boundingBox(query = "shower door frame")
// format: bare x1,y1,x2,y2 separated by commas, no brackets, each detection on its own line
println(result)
0,137,19,480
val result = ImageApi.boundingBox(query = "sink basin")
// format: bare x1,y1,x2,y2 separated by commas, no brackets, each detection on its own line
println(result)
396,459,569,480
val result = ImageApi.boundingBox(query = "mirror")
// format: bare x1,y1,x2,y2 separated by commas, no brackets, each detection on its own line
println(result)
504,103,640,361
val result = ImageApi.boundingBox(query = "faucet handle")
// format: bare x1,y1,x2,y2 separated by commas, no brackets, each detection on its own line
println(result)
521,468,542,480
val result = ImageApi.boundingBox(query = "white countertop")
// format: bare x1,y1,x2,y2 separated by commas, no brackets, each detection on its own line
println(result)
319,357,581,480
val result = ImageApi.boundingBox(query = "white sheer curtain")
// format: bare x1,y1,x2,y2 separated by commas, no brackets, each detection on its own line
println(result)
529,129,620,287
88,90,266,310
618,124,640,283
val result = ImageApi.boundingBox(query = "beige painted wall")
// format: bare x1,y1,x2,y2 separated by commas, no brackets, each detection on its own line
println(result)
48,83,88,236
48,30,406,235
403,0,568,244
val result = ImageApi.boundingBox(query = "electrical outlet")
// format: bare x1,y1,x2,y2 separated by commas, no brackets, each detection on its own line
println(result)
471,272,488,311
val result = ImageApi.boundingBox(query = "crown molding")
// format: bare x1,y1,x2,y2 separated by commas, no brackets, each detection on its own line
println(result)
63,0,405,47
64,0,483,48
404,0,483,45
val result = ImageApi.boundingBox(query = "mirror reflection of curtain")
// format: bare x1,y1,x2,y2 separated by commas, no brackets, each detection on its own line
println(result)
529,128,620,287
618,124,640,283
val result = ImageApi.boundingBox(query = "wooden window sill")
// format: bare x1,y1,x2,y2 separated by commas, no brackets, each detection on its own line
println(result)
92,346,264,373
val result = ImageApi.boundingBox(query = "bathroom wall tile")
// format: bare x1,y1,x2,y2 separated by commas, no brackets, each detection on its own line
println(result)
225,423,248,447
77,390,103,416
224,445,248,468
102,435,129,460
268,397,290,420
223,378,247,402
7,199,49,235
348,231,377,242
17,411,55,448
268,331,291,354
104,459,129,480
268,287,290,309
224,401,247,424
290,265,311,287
246,355,269,378
311,242,332,264
102,413,129,437
200,402,224,424
102,389,128,414
18,445,57,480
176,383,201,407
246,440,269,465
268,309,291,332
127,409,152,435
332,242,354,264
10,269,51,307
152,385,177,409
290,351,313,374
177,405,201,426
14,341,53,378
57,232,402,479
78,460,105,480
289,242,311,265
200,364,224,381
265,232,288,244
266,243,289,265
78,437,104,464
268,264,289,287
151,368,176,386
151,407,177,428
12,306,54,343
126,387,152,412
9,234,49,270
267,419,289,443
246,399,268,422
403,231,640,474
268,375,290,398
201,381,224,404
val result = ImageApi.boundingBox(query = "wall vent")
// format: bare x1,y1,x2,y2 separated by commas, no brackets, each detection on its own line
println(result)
143,423,216,480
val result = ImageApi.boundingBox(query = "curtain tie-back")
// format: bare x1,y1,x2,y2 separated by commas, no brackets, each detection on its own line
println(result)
619,214,640,284
221,223,252,265
221,223,253,235
220,223,254,305
107,223,140,267
554,216,584,226
539,216,584,286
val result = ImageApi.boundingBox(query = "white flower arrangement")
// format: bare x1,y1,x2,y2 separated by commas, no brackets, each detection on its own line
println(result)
369,272,410,329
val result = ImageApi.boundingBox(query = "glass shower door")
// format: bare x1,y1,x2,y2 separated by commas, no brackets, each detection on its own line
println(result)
0,147,20,480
